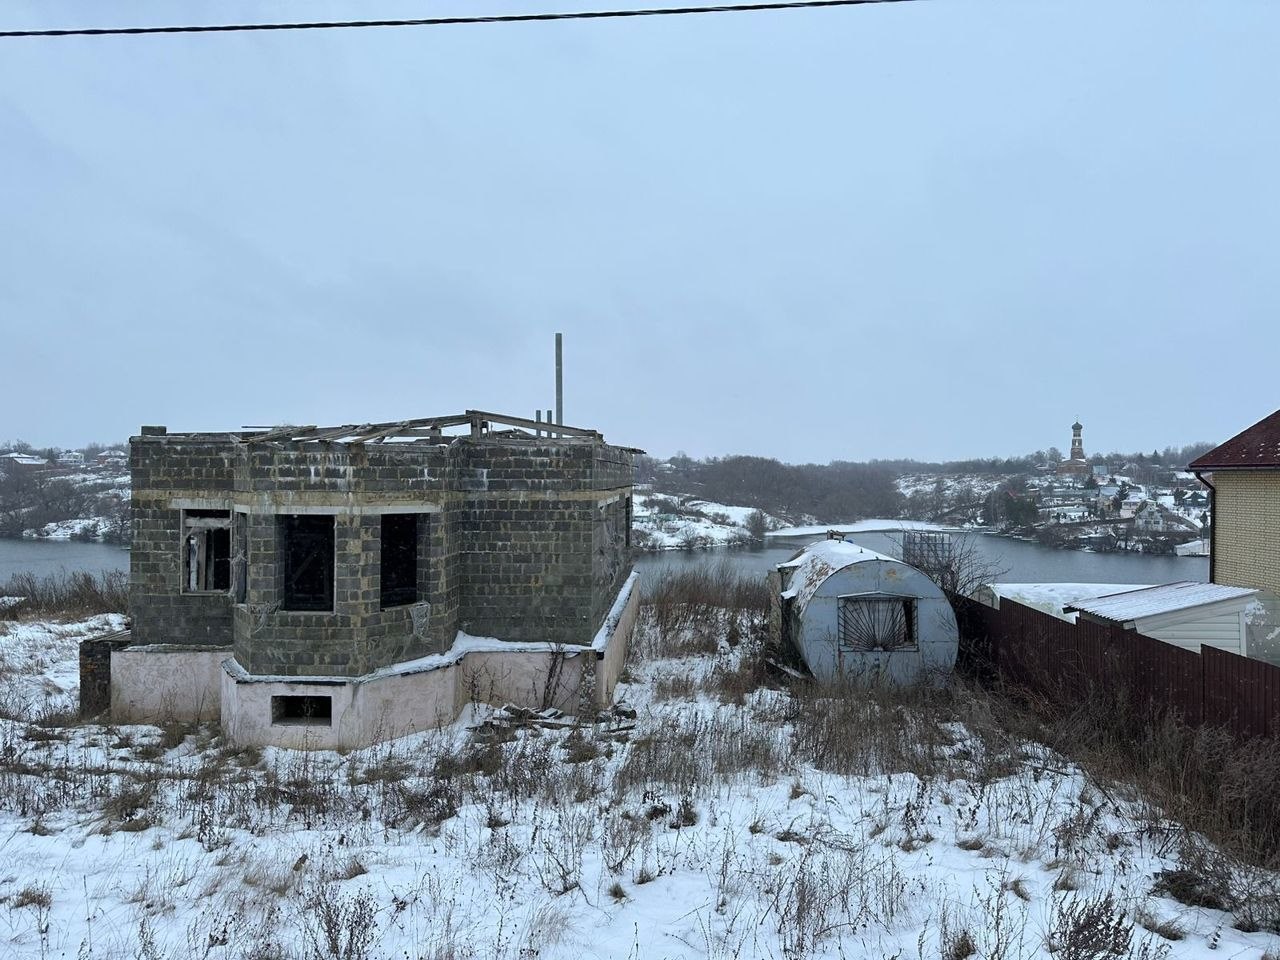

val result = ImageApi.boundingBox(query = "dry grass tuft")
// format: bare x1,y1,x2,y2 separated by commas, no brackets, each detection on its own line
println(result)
0,570,128,618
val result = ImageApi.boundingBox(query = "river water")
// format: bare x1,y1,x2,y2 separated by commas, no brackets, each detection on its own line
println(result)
0,540,130,580
633,531,1208,589
0,532,1207,589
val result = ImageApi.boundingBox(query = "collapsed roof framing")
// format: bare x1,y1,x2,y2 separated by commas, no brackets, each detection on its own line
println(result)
240,410,604,445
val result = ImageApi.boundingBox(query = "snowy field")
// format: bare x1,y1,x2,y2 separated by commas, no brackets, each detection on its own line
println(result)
0,608,1278,959
0,613,126,718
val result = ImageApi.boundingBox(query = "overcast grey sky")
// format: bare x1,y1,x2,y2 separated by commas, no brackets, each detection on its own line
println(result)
1,0,1276,462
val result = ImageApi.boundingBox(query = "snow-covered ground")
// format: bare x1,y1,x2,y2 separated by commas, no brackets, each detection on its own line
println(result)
0,610,1277,958
22,516,118,540
0,613,126,718
632,493,784,550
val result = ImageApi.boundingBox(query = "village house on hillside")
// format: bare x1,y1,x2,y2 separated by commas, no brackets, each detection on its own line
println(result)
1190,408,1280,594
1,451,48,468
83,411,641,749
1132,499,1200,536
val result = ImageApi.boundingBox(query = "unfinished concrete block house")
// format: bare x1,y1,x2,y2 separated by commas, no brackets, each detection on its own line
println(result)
95,412,639,748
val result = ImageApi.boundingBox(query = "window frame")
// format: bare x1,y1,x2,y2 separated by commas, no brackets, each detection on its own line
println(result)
836,592,919,653
180,509,233,595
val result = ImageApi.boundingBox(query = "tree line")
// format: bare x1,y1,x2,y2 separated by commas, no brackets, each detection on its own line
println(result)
637,439,1219,525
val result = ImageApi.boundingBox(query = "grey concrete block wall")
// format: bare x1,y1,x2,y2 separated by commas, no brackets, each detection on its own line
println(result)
129,440,238,647
129,429,634,679
456,496,596,643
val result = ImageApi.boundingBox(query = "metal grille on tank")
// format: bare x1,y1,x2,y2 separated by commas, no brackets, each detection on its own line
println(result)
837,596,914,652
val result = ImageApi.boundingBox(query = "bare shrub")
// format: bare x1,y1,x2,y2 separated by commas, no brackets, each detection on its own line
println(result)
1135,904,1185,941
1153,839,1231,911
708,640,771,706
640,565,767,657
385,779,459,832
0,570,128,617
941,925,977,960
785,675,962,778
1047,893,1132,960
613,707,783,802
9,883,52,910
987,660,1280,871
301,882,378,960
652,671,697,701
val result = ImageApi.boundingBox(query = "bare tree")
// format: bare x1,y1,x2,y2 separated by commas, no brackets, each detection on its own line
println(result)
745,509,770,542
891,531,1007,598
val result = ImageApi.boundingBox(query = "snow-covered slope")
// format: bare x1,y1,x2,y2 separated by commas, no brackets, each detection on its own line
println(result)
0,612,1273,958
632,493,784,550
0,613,125,717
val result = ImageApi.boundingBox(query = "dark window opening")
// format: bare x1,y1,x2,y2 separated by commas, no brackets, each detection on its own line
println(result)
380,513,419,609
625,496,632,549
279,515,335,611
837,596,918,652
183,509,231,593
271,694,332,726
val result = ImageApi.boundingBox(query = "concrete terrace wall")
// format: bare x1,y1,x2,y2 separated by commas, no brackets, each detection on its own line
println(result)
217,584,641,750
112,645,226,722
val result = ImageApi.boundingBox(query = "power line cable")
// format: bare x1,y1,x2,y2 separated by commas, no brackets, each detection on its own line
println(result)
0,0,924,39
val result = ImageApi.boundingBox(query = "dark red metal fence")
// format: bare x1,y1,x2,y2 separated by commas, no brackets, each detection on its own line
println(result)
950,591,1280,739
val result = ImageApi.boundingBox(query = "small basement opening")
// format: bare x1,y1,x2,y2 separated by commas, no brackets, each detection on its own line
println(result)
183,509,231,593
278,514,335,611
380,513,420,609
271,695,333,726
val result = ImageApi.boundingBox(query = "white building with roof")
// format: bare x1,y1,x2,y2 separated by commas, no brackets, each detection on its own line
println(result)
1132,500,1201,535
976,583,1149,621
2,452,48,467
1065,581,1258,656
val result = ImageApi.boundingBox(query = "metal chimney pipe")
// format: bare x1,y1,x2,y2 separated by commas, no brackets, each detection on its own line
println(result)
546,409,553,438
535,409,542,438
555,332,563,428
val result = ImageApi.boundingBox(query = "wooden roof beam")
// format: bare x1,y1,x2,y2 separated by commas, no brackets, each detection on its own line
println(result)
465,410,601,439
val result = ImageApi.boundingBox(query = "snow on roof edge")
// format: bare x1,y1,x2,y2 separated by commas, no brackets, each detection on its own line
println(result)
1065,581,1259,623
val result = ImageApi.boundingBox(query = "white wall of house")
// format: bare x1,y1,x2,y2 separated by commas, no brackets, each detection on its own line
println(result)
1133,599,1251,656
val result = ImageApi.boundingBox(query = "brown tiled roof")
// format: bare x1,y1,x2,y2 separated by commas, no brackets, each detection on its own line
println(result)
1189,409,1280,470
